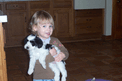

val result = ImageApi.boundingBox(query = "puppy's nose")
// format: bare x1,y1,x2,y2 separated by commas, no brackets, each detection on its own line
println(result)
26,46,29,49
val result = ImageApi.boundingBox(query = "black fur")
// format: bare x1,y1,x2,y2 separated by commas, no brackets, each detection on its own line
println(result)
24,34,52,49
61,60,65,63
24,34,35,45
45,44,53,49
34,36,43,48
24,37,28,45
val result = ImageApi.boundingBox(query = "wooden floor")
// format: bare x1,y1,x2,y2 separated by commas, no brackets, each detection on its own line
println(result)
5,39,122,81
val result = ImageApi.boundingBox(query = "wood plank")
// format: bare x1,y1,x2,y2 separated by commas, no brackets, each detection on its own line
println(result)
0,23,7,81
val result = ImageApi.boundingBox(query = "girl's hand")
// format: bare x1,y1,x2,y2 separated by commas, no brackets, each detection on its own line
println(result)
49,48,57,56
54,52,65,62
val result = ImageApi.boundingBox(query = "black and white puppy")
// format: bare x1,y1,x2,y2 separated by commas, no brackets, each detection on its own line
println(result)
24,34,67,81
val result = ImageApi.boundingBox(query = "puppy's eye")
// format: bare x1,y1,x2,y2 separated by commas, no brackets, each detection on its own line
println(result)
30,41,35,46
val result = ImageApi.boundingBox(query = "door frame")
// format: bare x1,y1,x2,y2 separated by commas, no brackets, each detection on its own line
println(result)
112,0,118,39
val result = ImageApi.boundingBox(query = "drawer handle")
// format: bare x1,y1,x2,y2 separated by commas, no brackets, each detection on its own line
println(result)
87,26,91,28
13,5,18,8
89,19,92,21
86,19,92,21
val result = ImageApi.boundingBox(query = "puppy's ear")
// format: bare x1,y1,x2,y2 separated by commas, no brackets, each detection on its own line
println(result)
24,37,28,45
34,36,43,48
45,44,53,49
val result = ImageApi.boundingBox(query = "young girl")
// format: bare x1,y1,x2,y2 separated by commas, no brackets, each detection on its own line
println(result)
29,10,69,81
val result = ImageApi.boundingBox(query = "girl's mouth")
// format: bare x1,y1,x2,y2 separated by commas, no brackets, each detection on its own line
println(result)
46,33,50,36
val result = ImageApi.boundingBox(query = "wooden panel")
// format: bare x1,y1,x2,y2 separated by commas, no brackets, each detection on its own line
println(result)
53,9,72,37
0,4,2,10
0,3,3,12
75,24,102,34
54,0,71,1
75,9,102,17
30,1,50,9
6,3,26,10
0,23,7,81
53,1,72,8
75,17,102,25
112,0,122,39
5,11,27,46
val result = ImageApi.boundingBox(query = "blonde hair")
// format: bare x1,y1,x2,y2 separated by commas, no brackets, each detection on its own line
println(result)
29,10,54,35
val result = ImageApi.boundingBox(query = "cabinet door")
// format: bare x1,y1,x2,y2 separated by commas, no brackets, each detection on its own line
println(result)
53,9,73,38
5,11,27,47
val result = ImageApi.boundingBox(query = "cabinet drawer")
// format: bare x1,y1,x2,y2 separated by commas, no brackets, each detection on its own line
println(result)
75,9,102,17
53,1,72,8
76,24,102,34
30,1,50,9
75,17,102,25
6,3,26,10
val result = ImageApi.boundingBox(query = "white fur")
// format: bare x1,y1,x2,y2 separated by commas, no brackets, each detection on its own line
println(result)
24,35,67,81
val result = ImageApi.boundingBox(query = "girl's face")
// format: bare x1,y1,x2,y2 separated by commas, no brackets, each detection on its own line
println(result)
33,21,53,39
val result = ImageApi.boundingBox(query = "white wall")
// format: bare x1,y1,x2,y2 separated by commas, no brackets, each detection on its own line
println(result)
74,0,113,36
74,0,105,9
104,0,112,36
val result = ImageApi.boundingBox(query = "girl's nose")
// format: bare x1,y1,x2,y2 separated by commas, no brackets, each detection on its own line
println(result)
46,26,50,31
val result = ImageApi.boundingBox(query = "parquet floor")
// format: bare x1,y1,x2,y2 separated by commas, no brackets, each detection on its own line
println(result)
5,39,122,81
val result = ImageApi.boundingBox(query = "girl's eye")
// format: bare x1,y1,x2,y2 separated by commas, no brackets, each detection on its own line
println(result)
43,25,46,27
49,25,53,28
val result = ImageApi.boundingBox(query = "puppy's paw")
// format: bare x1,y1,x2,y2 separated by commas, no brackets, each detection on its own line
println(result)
61,77,66,81
28,69,33,75
54,76,60,81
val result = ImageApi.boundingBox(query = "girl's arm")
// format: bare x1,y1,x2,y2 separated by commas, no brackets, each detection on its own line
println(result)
50,38,69,62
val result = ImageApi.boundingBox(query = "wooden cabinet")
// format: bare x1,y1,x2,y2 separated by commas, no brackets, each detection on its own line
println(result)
2,1,104,47
4,2,28,47
74,9,103,40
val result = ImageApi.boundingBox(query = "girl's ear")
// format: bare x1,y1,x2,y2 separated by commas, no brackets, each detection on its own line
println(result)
32,25,37,31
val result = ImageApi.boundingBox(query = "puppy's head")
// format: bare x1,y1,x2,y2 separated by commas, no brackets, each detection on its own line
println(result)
24,34,43,50
24,34,36,50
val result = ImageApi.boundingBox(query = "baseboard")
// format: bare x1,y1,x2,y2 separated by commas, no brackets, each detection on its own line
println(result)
102,35,113,40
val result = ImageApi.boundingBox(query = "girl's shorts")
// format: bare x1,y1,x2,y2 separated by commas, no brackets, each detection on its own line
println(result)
33,79,55,81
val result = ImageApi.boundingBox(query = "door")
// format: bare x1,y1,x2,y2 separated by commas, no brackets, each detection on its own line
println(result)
112,0,122,39
5,11,27,47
